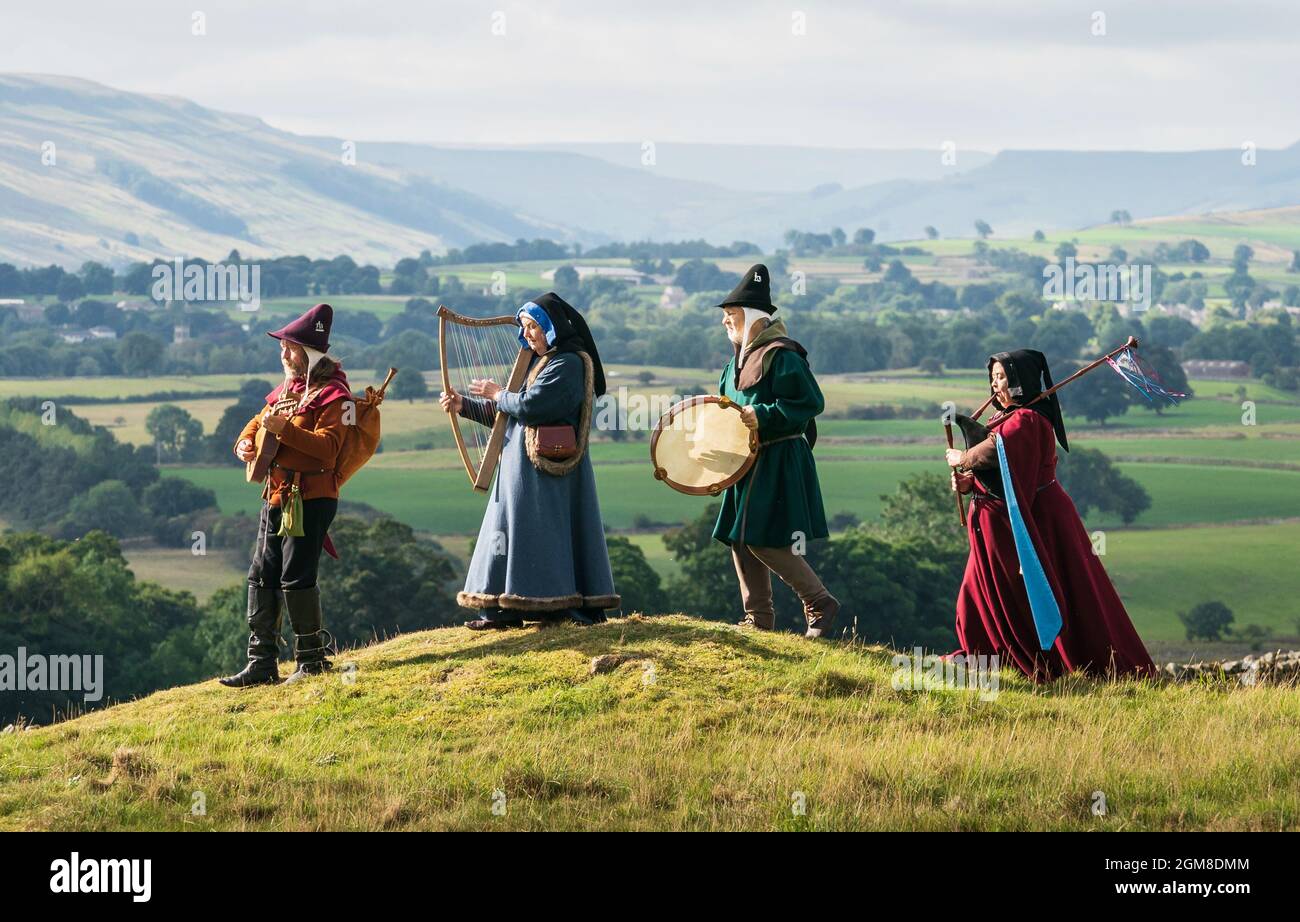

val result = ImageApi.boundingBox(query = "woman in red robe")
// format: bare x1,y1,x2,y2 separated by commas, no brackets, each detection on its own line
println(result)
944,350,1156,681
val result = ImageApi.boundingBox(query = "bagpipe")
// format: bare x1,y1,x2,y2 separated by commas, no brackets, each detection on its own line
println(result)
945,337,1187,524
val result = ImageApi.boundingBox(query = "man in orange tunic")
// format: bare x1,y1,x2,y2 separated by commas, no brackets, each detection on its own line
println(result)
220,304,352,687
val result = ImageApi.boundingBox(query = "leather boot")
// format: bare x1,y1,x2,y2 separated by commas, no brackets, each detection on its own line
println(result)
804,594,840,639
283,586,333,684
219,584,283,687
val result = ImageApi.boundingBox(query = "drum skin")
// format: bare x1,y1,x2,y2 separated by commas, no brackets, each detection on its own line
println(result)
650,395,758,496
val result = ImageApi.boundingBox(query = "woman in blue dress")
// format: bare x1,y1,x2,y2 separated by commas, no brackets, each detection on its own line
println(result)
439,293,619,629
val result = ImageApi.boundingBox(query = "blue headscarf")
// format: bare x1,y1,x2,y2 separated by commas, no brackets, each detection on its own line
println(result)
516,301,557,350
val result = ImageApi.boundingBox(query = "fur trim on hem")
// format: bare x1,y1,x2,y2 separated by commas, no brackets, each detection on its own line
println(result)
457,590,622,612
524,351,594,477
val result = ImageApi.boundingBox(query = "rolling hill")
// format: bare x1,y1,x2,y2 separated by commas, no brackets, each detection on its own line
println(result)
3,615,1297,831
5,72,1300,267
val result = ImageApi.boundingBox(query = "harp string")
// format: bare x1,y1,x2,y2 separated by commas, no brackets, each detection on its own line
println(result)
445,318,521,471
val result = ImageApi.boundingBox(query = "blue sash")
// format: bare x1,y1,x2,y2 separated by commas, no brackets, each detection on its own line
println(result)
996,433,1063,650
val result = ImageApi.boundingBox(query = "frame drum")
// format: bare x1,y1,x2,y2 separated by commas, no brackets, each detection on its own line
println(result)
650,395,758,496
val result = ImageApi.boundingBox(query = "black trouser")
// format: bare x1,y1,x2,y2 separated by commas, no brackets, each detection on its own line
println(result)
247,498,337,591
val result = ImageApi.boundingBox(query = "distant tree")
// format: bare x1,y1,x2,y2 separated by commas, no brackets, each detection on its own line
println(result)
1064,359,1132,425
142,476,217,519
208,379,274,461
830,227,847,248
1032,230,1046,242
116,331,165,375
636,370,655,385
924,226,939,240
79,261,115,295
146,404,204,461
60,481,146,538
606,535,667,615
390,368,429,402
853,227,876,246
672,259,729,293
1185,240,1210,263
1054,242,1078,260
1234,623,1270,652
828,511,861,531
1110,209,1132,225
883,260,913,285
663,504,743,622
874,471,967,556
553,264,580,291
1030,311,1094,362
56,274,85,302
1056,447,1151,524
1178,600,1234,642
1290,250,1300,273
1108,245,1128,264
918,356,944,376
974,219,993,240
1131,344,1191,414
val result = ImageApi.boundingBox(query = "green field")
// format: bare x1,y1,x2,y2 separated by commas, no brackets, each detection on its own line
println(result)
173,442,1300,534
9,363,1297,652
0,374,251,400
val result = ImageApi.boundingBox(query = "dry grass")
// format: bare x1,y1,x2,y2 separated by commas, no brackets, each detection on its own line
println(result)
1,615,1297,831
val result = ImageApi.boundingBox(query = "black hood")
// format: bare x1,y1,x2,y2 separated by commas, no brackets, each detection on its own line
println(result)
988,349,1069,452
531,292,607,397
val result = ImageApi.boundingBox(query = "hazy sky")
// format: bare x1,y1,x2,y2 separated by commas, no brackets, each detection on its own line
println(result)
3,0,1298,151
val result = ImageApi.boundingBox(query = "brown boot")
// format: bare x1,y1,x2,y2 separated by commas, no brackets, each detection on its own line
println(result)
804,594,839,639
738,613,775,631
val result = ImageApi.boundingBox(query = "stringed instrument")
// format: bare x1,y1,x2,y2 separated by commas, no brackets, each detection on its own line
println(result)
437,305,533,493
245,382,319,484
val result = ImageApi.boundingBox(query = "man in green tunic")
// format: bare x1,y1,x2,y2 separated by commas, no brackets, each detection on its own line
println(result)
713,264,839,638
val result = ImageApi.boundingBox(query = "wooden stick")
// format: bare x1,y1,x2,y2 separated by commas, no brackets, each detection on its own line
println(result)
969,337,1138,420
945,420,967,526
950,338,1139,523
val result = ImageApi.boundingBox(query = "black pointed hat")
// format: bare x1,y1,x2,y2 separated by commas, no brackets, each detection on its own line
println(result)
718,263,776,314
988,349,1069,452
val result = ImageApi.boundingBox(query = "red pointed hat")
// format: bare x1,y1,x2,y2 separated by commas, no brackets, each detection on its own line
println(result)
268,303,332,352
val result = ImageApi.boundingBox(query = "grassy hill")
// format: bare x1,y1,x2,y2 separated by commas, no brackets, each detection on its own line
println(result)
2,615,1297,831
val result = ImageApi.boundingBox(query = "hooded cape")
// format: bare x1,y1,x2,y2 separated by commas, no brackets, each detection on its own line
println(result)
266,365,351,413
987,349,1069,452
527,292,607,397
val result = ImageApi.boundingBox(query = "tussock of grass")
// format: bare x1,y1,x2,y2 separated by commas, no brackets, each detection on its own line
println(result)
1,615,1297,831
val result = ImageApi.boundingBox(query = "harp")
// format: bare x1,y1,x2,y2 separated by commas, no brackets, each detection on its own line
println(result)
437,305,532,493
